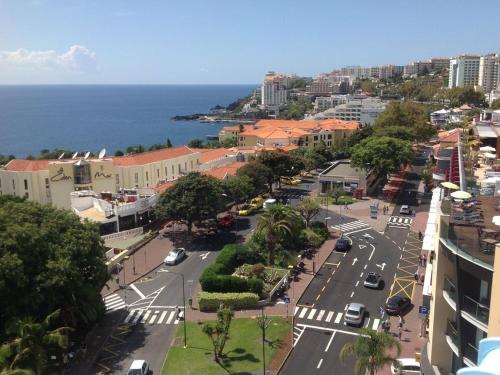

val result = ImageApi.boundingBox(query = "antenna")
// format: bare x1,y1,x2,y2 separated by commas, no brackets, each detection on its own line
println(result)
98,148,106,159
71,152,78,159
84,152,90,160
58,152,65,160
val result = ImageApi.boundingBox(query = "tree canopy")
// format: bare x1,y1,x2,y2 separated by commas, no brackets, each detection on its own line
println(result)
236,161,273,193
222,175,255,205
350,136,413,179
0,196,108,335
444,86,486,107
490,98,500,109
257,150,304,189
373,126,416,141
155,172,224,233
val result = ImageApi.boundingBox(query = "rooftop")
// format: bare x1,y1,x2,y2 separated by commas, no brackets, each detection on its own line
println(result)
202,161,246,179
4,159,51,172
112,146,197,166
191,148,238,164
320,160,365,179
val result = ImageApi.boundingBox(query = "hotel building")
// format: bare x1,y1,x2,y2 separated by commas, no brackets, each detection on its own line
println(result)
478,54,500,93
449,55,481,88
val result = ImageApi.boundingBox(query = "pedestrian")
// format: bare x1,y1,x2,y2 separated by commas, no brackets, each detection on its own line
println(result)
418,254,422,266
418,231,423,241
423,254,427,267
414,272,419,282
398,316,405,329
398,326,403,340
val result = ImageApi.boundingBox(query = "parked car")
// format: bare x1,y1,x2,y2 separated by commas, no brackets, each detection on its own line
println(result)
250,196,264,209
218,213,235,228
238,204,255,216
163,220,176,229
263,198,277,209
399,205,410,215
385,295,411,315
127,359,149,375
391,358,421,374
281,176,301,185
335,238,351,252
344,303,366,326
363,272,382,289
164,248,186,265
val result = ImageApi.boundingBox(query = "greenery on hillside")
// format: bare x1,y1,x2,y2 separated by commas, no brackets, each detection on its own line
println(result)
278,99,313,120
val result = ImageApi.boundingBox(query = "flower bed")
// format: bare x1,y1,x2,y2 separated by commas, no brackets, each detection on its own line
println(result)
233,264,288,296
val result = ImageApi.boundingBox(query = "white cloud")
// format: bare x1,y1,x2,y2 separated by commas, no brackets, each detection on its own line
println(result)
0,45,97,74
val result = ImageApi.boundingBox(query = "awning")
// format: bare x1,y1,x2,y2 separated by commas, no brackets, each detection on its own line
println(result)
422,187,442,251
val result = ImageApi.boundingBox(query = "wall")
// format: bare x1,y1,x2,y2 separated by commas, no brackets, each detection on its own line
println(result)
487,246,500,337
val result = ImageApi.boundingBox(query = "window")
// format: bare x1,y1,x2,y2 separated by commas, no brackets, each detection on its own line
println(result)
157,169,159,178
12,180,15,190
185,162,187,171
146,171,149,180
190,160,193,169
314,136,318,141
73,162,91,184
134,173,139,184
45,178,49,189
115,174,120,184
328,134,332,139
24,192,29,198
172,165,174,175
178,164,181,173
165,167,168,176
24,179,28,190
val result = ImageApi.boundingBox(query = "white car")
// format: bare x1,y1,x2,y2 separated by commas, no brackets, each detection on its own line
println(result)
127,359,149,375
363,272,382,289
391,358,421,374
399,205,410,215
344,303,365,326
164,248,186,265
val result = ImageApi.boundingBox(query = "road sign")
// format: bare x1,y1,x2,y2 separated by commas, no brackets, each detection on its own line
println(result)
370,205,378,219
418,306,429,316
284,296,290,304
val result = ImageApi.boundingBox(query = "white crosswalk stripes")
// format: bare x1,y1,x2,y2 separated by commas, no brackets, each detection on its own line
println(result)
388,216,412,226
103,293,126,313
294,306,381,331
331,220,370,234
121,309,181,325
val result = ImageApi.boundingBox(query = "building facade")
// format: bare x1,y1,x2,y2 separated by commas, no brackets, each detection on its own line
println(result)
478,54,500,93
449,55,481,88
315,97,386,126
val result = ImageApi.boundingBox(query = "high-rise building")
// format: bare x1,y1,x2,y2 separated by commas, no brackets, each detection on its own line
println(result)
431,57,451,71
478,54,500,93
448,55,481,88
261,71,289,109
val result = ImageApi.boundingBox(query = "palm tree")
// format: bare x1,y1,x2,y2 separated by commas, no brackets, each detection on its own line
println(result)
255,209,295,265
339,328,401,375
0,310,73,375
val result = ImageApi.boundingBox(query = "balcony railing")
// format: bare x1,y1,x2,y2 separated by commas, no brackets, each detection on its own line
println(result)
445,320,459,355
463,342,478,365
443,276,457,308
462,295,490,326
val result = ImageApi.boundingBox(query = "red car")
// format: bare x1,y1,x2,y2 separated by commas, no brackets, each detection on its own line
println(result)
218,214,235,228
163,220,177,229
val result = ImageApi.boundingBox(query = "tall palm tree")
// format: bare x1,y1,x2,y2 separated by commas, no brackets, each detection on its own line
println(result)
255,209,295,265
339,328,401,375
0,310,73,375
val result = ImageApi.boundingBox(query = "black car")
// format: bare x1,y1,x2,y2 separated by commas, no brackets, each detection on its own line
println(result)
384,295,411,315
334,238,351,252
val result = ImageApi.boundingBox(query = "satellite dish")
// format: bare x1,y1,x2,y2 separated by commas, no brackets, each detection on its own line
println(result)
84,152,90,160
58,152,65,160
71,152,78,159
98,148,106,159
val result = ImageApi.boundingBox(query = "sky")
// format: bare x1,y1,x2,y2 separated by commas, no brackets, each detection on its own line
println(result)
1,0,499,84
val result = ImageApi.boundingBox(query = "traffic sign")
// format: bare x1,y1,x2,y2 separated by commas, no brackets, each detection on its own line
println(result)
418,306,429,316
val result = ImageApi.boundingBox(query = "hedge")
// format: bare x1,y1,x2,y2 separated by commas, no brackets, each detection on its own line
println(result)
198,292,259,312
310,221,329,241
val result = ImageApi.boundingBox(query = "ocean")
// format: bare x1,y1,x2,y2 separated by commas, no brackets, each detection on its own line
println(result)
0,84,256,158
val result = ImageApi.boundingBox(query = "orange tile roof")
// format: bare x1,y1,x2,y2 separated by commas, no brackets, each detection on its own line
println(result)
190,148,237,164
221,124,254,132
112,146,197,167
154,180,177,193
203,162,246,179
4,159,50,172
438,129,461,143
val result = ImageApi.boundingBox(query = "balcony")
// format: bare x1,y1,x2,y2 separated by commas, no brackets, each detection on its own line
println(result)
445,320,459,356
463,342,478,367
461,295,489,331
443,276,457,310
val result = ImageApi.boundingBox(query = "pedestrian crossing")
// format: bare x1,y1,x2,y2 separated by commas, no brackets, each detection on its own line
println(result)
123,309,181,325
104,293,126,313
294,306,381,330
331,220,370,234
388,216,412,227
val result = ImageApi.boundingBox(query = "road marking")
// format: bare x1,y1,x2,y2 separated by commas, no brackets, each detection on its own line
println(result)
316,310,325,321
315,294,321,301
130,284,146,299
325,311,334,322
364,264,367,270
149,311,159,324
400,254,403,259
335,312,343,324
325,331,336,352
157,311,167,324
124,310,135,323
200,252,210,260
308,309,317,320
358,244,367,249
368,246,375,261
372,318,380,330
166,311,175,324
296,323,361,337
174,318,179,325
355,281,359,287
376,262,386,271
344,304,348,311
293,326,306,346
317,358,323,369
321,286,326,292
132,310,143,324
140,310,151,323
294,306,299,316
364,317,371,328
343,228,371,235
327,277,332,284
325,262,340,266
352,258,358,266
350,291,354,298
299,307,308,318
360,272,363,278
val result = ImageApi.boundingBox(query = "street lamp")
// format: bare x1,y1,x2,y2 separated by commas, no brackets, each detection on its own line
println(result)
165,270,188,348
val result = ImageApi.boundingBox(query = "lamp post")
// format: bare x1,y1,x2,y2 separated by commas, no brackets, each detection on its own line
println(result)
165,270,187,348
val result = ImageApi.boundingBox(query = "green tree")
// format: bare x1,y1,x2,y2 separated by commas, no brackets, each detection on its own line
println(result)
255,207,296,265
258,150,304,190
222,175,255,207
491,98,500,109
373,126,416,142
166,138,173,148
350,136,413,180
0,155,15,166
187,138,205,148
339,328,401,375
113,150,124,156
236,161,273,193
330,186,346,204
155,172,223,234
0,310,72,375
346,126,375,150
446,87,486,107
0,196,108,334
125,144,145,154
296,197,320,227
374,101,436,142
202,306,234,362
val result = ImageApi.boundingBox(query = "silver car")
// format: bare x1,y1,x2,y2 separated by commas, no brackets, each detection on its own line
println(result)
344,303,366,326
364,272,382,289
164,248,186,265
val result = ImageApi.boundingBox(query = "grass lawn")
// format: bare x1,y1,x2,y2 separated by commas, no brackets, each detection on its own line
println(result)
161,317,290,375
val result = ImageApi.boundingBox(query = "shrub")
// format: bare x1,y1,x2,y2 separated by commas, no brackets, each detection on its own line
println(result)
201,274,263,295
246,278,264,295
198,292,259,312
251,263,265,277
310,221,329,240
216,244,246,274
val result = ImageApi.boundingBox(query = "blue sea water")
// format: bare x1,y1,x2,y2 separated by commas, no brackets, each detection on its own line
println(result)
0,85,256,158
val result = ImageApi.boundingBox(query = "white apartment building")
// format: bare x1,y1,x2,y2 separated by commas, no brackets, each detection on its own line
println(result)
403,63,416,77
449,55,481,88
314,98,386,126
340,66,371,79
379,65,404,79
314,95,348,112
478,54,500,93
261,82,287,109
